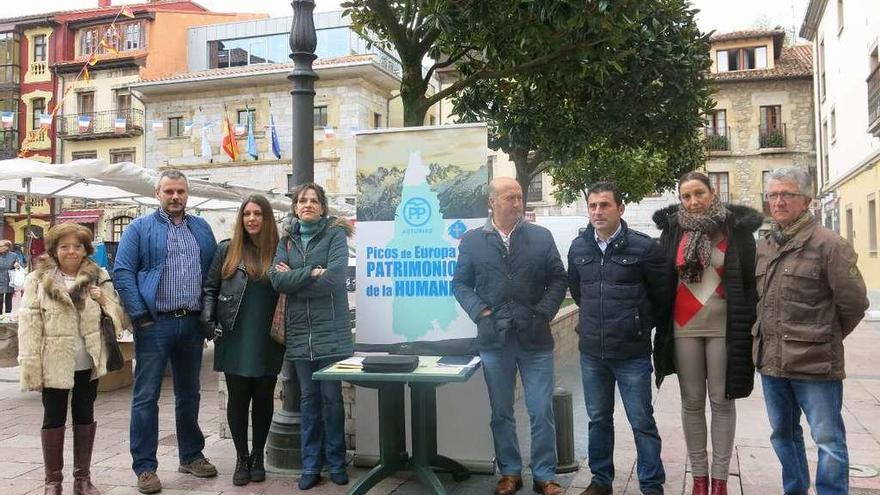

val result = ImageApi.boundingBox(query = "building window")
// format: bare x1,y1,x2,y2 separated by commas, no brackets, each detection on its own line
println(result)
314,106,328,128
818,39,826,100
373,112,382,129
486,156,495,182
759,105,785,148
716,46,768,72
71,150,97,160
0,32,21,84
30,98,45,131
237,109,255,127
79,28,98,55
705,109,729,151
115,90,131,113
123,23,141,50
430,115,436,126
708,172,730,203
822,121,830,184
838,0,844,34
527,173,543,203
33,35,46,62
830,108,837,142
110,216,132,242
109,147,135,163
77,92,94,114
167,116,183,137
845,207,854,244
869,195,877,256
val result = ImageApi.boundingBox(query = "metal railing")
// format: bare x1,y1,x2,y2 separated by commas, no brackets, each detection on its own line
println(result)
759,123,786,149
704,126,730,151
56,108,144,140
868,65,880,134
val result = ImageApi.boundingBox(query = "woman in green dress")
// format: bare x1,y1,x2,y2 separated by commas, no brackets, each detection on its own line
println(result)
201,195,283,486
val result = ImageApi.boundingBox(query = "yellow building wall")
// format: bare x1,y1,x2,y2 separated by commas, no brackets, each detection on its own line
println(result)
837,163,880,289
60,71,144,164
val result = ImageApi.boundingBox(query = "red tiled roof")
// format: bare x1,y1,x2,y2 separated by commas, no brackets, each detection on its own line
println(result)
711,44,812,82
710,29,786,42
138,54,379,84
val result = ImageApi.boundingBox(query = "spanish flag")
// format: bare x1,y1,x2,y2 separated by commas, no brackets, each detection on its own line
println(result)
88,53,99,66
100,39,118,55
121,6,135,18
82,67,90,81
221,116,240,161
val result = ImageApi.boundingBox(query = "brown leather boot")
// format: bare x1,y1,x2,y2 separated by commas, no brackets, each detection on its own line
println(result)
710,478,727,495
532,479,565,495
73,422,100,495
494,475,523,495
41,426,65,495
692,476,709,495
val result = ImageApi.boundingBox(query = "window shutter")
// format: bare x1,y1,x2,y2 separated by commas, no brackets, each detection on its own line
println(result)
716,50,729,72
755,46,768,68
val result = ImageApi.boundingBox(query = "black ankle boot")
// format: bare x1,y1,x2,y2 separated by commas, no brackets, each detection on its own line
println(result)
249,451,265,482
232,455,250,486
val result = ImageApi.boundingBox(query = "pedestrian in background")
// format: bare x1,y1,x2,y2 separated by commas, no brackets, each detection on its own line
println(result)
18,224,129,495
202,195,283,486
0,239,21,313
269,182,353,490
653,172,762,495
755,167,868,495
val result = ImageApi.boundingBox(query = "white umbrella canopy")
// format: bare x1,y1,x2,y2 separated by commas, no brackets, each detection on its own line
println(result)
0,158,293,212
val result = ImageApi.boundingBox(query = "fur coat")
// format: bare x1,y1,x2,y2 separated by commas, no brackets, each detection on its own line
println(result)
18,257,130,391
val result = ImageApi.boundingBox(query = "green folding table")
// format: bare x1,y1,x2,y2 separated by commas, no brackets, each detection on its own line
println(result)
313,356,480,495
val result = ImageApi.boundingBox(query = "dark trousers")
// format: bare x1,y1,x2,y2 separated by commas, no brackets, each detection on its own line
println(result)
1,292,12,313
225,374,278,458
42,369,98,429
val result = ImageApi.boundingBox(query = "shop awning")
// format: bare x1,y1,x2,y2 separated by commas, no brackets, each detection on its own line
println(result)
56,209,103,224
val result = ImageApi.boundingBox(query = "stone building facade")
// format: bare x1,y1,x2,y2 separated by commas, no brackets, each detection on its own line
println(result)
705,30,815,233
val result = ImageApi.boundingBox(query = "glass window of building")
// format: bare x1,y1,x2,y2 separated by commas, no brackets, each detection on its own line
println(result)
237,109,256,127
314,106,328,128
111,216,132,241
168,116,183,137
0,32,21,84
109,147,135,163
31,98,45,131
33,35,47,62
77,92,95,114
71,150,97,160
124,23,141,50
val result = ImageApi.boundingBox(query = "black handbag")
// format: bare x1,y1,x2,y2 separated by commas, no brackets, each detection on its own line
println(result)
101,311,124,372
362,355,419,373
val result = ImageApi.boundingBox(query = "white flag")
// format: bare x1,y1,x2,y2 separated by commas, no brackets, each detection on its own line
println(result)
201,122,213,161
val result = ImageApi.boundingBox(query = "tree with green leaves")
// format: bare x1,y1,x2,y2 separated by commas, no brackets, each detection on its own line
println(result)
343,0,714,202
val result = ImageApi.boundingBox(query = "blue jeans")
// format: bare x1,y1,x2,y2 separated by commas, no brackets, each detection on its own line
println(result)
130,315,206,474
293,358,347,475
580,353,665,494
761,374,848,495
480,339,557,481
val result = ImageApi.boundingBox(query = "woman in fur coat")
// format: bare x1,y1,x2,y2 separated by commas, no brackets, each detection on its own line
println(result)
18,223,129,495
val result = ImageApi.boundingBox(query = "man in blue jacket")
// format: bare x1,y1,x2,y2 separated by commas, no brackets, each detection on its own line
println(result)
567,181,670,495
113,169,217,494
453,177,567,495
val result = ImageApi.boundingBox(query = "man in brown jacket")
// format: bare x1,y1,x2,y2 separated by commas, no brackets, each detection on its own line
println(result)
755,167,868,495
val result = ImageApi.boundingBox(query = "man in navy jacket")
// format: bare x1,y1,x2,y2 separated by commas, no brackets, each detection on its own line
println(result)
453,177,567,495
567,181,670,495
113,169,217,494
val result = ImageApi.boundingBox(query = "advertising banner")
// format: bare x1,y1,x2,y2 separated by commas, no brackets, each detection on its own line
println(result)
355,123,488,351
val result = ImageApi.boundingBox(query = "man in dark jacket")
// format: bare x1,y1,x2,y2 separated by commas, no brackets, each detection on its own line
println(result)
114,170,218,494
567,181,669,495
452,177,567,495
756,167,868,495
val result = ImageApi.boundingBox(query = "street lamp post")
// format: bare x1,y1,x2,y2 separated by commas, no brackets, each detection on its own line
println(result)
265,0,319,473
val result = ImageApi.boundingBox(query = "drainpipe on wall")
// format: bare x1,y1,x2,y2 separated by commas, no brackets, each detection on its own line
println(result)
385,91,399,128
129,89,147,167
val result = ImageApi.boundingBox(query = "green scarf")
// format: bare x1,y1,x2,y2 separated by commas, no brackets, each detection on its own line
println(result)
771,210,813,245
299,217,326,249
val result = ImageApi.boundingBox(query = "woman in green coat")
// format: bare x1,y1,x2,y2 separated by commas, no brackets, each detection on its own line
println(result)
269,183,353,490
202,195,284,486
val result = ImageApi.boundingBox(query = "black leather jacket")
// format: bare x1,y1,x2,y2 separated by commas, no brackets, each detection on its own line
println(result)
201,240,276,339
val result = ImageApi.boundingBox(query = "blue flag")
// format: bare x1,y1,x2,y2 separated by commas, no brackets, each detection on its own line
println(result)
246,110,258,160
270,113,281,159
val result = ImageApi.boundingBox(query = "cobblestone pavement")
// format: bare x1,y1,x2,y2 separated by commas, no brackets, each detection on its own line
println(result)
0,319,877,494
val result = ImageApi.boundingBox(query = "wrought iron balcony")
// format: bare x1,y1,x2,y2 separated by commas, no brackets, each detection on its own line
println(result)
704,126,730,151
759,124,786,149
868,65,880,136
56,108,144,141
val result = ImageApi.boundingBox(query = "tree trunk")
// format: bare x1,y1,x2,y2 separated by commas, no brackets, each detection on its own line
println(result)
400,59,429,127
509,147,532,199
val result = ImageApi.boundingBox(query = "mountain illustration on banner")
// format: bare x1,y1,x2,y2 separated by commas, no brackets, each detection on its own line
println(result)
386,151,458,341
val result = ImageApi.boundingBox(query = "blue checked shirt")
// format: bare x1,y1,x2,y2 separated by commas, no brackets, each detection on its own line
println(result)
155,209,203,312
